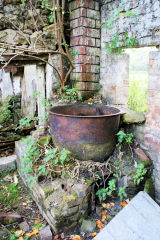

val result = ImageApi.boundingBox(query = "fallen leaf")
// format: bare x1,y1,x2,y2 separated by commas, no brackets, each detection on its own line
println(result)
102,210,107,215
96,220,104,229
102,209,107,222
15,230,23,236
110,202,115,207
120,201,127,207
31,228,39,235
102,215,106,222
106,203,111,209
125,198,130,203
102,203,107,208
35,219,41,223
71,235,82,240
91,232,97,237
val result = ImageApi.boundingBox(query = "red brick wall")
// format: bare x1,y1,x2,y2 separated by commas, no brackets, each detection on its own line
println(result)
69,0,100,98
144,50,160,202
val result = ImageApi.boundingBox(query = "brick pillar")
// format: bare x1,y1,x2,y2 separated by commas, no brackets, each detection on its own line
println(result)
69,0,100,98
144,51,160,202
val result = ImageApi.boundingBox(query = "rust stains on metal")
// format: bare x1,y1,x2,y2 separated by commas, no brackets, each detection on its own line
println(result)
49,104,121,162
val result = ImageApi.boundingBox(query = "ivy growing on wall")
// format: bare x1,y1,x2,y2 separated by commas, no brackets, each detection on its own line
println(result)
102,3,139,54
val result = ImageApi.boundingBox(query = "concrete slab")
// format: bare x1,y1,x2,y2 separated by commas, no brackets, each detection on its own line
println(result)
0,154,17,172
95,191,160,240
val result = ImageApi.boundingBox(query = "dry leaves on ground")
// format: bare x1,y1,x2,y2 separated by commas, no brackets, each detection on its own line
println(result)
102,202,115,209
15,230,23,236
120,199,130,207
102,209,107,222
96,220,104,230
90,232,97,237
71,235,82,240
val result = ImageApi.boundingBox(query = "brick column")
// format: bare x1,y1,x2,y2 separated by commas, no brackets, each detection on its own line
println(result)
69,0,100,98
144,51,160,202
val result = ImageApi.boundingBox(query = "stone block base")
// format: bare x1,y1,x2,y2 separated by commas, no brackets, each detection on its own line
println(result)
15,140,94,234
0,155,17,172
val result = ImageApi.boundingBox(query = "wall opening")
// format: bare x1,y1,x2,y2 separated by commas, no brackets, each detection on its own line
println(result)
125,47,157,113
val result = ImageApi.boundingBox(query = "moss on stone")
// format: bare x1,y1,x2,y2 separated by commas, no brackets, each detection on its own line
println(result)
38,136,51,146
85,178,94,184
56,215,65,222
44,189,54,198
144,178,155,199
137,158,152,167
63,194,75,203
71,190,78,199
52,207,61,215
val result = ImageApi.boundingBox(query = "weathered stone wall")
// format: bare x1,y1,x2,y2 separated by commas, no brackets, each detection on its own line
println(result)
131,51,160,203
100,53,129,104
101,0,160,48
100,0,160,202
100,0,160,105
0,0,56,49
69,0,101,98
0,60,60,120
0,0,61,117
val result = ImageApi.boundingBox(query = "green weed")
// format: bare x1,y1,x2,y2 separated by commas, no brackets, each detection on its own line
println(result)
133,163,147,185
117,130,133,144
96,179,116,202
59,86,82,102
0,181,21,207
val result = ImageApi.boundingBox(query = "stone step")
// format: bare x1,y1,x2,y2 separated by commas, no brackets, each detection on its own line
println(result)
0,154,17,172
95,191,160,240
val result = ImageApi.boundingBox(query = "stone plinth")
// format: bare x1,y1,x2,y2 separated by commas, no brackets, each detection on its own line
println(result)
15,140,94,234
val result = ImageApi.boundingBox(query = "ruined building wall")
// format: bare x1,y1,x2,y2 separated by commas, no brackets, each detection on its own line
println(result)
0,0,56,49
0,0,60,117
100,0,160,202
100,0,160,104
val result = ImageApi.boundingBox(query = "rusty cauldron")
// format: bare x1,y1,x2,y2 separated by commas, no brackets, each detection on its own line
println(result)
49,104,121,162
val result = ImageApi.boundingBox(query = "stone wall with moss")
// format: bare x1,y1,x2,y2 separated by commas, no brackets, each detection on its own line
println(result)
0,0,56,50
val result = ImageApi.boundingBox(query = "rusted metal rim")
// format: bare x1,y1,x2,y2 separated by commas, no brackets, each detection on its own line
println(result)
49,104,121,118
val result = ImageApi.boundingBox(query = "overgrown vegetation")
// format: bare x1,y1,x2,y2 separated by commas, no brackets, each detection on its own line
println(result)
58,86,82,102
0,180,20,207
127,71,148,112
126,48,153,112
96,179,116,202
19,133,113,197
133,163,147,185
96,129,148,202
21,136,73,188
96,179,127,202
0,99,12,125
1,0,74,89
0,96,21,126
117,130,133,145
102,3,138,54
